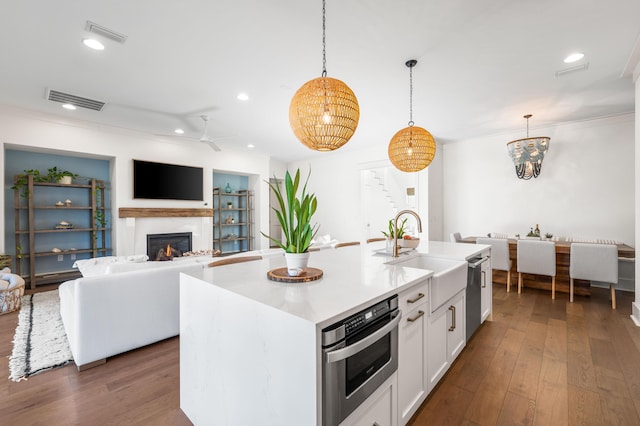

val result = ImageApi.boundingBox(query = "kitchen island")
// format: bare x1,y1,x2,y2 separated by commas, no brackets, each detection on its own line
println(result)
179,241,488,425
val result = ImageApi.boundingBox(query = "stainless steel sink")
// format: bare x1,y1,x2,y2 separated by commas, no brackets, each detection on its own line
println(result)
390,254,467,312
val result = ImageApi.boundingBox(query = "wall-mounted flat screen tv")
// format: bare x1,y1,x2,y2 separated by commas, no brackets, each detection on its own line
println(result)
133,160,203,201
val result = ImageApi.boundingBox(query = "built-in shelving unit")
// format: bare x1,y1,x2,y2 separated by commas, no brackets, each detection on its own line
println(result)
213,188,253,256
13,175,111,288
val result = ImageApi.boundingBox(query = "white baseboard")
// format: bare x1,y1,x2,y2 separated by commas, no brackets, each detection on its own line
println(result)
631,301,640,327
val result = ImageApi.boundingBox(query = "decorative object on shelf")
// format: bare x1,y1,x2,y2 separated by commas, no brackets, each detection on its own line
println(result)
225,182,232,193
11,167,78,197
227,202,233,209
545,233,553,241
55,201,64,207
55,220,74,230
388,59,436,172
507,114,550,180
225,215,233,224
65,199,72,207
288,0,359,152
261,168,319,275
51,247,62,253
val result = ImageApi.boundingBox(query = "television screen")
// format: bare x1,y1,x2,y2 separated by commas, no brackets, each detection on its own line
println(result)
133,160,203,201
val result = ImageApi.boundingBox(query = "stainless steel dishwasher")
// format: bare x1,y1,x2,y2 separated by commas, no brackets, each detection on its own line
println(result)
466,255,489,341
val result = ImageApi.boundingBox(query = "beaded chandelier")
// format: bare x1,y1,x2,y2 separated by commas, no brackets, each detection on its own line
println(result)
506,114,550,180
289,0,360,151
388,60,436,172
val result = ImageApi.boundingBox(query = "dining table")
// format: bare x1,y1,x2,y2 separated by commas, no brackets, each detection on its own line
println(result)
461,237,635,296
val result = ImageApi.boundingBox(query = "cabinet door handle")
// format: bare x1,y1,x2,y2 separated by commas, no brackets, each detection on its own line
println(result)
448,305,456,331
481,270,486,288
407,310,425,323
407,292,425,304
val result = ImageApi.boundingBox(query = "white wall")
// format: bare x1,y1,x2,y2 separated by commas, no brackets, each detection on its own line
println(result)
442,114,635,246
0,106,272,256
287,144,431,243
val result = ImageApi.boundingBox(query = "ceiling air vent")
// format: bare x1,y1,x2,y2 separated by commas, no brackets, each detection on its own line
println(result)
46,89,106,111
555,63,589,78
84,20,128,44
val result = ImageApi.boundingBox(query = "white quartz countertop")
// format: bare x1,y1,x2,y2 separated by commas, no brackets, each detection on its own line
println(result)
184,240,486,328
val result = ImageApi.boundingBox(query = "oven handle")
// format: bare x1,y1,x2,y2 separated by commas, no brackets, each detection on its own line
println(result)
325,310,402,364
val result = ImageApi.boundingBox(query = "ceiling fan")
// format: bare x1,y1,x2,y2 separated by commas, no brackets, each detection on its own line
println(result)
164,115,229,151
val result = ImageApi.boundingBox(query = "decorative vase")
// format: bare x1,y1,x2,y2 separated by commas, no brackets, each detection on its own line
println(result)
225,183,232,193
284,252,310,277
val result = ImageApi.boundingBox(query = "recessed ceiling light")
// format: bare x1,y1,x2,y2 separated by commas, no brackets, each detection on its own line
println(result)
247,144,255,149
62,103,77,110
83,38,105,50
174,128,184,134
564,52,584,63
237,93,249,101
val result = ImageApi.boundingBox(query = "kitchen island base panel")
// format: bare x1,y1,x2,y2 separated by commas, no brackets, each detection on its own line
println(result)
180,272,319,425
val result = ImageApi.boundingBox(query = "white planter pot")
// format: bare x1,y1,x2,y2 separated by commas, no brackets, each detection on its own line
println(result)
58,176,72,185
284,252,310,276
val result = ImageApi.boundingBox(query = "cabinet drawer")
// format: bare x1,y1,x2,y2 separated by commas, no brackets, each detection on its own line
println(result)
399,280,429,313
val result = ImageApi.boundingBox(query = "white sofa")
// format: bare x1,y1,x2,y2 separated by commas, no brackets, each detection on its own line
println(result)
59,260,205,369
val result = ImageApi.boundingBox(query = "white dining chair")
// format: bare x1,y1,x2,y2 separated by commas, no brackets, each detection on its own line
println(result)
477,237,512,292
449,232,462,243
517,240,556,299
569,243,618,309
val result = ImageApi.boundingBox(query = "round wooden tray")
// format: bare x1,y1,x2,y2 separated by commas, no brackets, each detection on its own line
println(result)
267,267,323,283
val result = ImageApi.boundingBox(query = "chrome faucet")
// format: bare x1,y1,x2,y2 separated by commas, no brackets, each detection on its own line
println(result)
393,210,423,257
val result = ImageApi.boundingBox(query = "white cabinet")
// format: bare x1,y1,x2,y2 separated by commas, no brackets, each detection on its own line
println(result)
341,373,397,426
481,256,492,322
397,280,429,424
427,289,465,391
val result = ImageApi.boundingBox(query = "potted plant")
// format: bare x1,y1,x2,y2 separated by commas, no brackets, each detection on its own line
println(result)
46,167,77,184
12,167,78,197
381,218,407,251
261,168,318,276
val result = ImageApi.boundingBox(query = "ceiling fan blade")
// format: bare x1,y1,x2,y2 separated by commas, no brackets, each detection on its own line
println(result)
202,138,222,151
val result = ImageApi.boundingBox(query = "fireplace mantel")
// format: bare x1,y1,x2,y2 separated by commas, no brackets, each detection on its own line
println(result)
119,208,213,218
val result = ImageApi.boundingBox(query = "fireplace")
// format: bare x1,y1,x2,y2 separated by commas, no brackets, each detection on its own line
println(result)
147,232,193,261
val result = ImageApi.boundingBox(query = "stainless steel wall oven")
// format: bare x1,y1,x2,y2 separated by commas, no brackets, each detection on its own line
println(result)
322,295,401,425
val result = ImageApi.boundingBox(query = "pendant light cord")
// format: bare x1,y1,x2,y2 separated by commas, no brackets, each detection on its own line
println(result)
408,62,414,126
322,0,327,77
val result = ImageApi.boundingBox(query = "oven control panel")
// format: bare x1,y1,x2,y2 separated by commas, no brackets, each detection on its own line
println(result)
344,296,396,335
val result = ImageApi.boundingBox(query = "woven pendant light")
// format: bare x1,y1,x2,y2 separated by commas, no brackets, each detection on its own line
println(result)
289,0,360,151
388,60,436,172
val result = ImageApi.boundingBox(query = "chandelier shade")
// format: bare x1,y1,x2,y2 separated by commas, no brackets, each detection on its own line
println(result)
289,76,360,151
388,125,436,172
506,115,550,180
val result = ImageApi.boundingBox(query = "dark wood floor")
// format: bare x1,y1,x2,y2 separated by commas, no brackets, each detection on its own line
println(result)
1,285,639,425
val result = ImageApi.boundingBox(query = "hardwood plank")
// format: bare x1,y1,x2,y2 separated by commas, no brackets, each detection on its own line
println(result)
533,356,569,426
464,328,525,424
567,385,604,426
497,391,535,426
594,365,640,425
508,339,543,400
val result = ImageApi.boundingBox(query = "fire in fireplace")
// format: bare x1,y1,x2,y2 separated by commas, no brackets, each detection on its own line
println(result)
147,232,193,261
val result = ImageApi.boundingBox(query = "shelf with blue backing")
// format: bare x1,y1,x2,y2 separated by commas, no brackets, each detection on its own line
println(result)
13,175,111,289
213,188,253,256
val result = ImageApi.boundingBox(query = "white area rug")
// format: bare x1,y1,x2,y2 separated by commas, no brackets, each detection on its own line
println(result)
8,291,73,381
